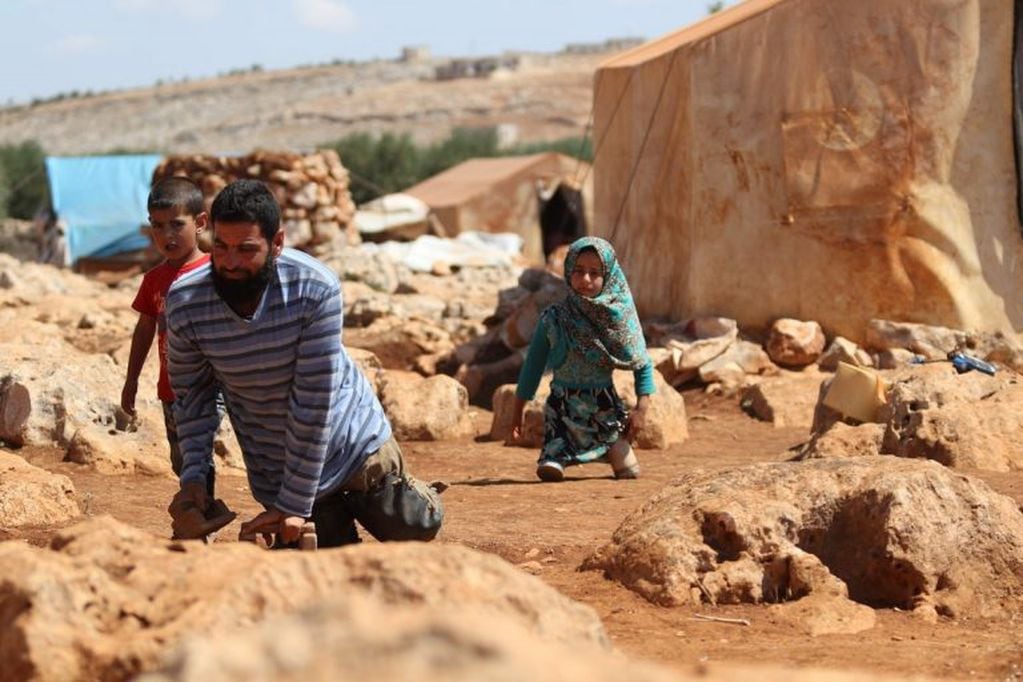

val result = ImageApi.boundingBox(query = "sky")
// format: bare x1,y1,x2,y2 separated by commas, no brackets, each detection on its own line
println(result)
0,0,734,105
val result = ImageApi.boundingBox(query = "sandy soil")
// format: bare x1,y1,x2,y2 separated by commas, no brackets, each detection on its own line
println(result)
5,392,1023,680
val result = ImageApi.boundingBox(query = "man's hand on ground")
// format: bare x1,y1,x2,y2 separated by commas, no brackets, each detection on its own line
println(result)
240,508,305,544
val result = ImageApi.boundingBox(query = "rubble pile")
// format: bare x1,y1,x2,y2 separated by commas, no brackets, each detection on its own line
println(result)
153,150,359,251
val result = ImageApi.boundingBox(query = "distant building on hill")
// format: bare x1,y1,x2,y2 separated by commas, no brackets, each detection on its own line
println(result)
562,37,644,55
434,55,523,81
400,45,431,63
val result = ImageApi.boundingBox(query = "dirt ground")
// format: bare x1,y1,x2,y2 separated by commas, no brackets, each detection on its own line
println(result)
5,392,1023,681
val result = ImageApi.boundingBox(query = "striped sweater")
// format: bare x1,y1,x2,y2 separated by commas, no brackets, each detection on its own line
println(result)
165,248,391,517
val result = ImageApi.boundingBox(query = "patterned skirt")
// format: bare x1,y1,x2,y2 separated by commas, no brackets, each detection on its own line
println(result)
540,383,628,466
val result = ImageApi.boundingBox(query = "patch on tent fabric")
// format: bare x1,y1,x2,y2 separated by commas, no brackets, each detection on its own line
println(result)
782,69,911,217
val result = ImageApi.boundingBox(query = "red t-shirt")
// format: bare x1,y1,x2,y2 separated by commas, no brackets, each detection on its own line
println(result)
131,255,210,402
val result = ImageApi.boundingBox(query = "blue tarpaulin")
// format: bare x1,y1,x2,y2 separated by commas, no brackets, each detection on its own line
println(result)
45,155,162,263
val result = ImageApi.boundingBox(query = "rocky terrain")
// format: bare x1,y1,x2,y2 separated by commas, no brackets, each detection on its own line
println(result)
3,217,1023,679
0,52,603,155
5,36,1023,680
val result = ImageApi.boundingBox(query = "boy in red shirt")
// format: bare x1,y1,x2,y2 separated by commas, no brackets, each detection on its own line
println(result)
121,176,216,494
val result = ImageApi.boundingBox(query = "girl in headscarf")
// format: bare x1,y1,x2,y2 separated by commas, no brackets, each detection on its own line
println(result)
509,236,654,481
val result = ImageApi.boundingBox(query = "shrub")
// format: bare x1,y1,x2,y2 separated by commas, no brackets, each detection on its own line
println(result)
0,163,10,220
505,135,592,162
329,132,423,205
0,140,47,220
418,127,500,178
322,128,592,205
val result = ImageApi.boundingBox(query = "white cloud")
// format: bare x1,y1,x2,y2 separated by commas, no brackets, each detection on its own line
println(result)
294,0,355,34
51,33,103,55
114,0,221,19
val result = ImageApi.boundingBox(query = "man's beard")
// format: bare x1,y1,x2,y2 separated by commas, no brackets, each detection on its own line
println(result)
212,253,276,310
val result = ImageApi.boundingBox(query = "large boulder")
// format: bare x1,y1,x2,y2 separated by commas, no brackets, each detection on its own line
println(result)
614,369,689,449
0,376,30,445
0,337,170,473
325,248,403,294
698,340,777,392
0,516,609,680
766,319,826,368
499,273,567,350
584,457,1023,625
864,319,1023,373
864,319,966,360
345,293,448,327
801,363,1023,471
818,336,874,372
797,423,886,461
0,334,241,477
0,253,110,300
379,371,475,441
490,383,546,446
454,347,525,408
648,317,739,387
344,318,454,371
347,347,385,395
0,452,79,527
741,369,827,429
490,369,688,450
879,365,1023,470
141,596,679,682
875,348,918,370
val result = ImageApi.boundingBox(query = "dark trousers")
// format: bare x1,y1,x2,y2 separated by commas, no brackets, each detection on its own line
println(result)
309,437,444,548
164,397,227,499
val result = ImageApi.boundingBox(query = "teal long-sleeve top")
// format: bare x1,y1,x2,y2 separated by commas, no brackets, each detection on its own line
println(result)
515,318,656,401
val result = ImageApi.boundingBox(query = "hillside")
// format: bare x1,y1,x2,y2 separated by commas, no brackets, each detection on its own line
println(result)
0,51,608,156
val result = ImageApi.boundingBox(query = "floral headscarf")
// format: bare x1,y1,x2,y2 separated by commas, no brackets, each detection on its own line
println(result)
544,236,648,371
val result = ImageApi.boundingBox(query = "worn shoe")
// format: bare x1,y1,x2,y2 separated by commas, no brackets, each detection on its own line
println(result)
170,496,237,541
536,460,565,482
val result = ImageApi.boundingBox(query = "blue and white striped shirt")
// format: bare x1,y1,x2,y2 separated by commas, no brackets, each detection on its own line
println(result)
165,248,391,517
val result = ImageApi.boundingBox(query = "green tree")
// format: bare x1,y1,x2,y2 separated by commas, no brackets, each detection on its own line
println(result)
0,162,10,220
328,132,422,204
97,146,162,156
322,128,595,205
419,127,499,178
0,140,47,219
707,1,725,13
505,136,592,162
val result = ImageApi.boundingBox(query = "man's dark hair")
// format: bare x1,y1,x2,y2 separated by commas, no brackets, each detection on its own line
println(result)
210,179,281,242
148,176,205,215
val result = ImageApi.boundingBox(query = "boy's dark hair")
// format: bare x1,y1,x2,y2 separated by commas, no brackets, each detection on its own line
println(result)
148,176,205,215
210,179,281,242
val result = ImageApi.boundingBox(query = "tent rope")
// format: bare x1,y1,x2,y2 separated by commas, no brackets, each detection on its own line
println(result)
570,66,638,189
346,168,392,198
608,48,681,242
539,64,640,258
569,106,593,186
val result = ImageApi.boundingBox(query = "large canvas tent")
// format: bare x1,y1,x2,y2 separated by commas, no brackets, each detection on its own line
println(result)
45,154,162,266
404,152,593,263
593,0,1022,341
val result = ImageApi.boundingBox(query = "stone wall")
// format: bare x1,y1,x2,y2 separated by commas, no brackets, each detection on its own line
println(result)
153,150,358,251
